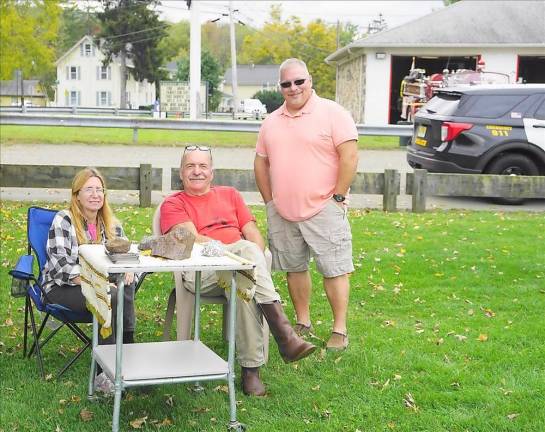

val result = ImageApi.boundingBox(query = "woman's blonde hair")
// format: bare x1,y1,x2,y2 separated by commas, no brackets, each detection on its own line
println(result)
70,167,117,245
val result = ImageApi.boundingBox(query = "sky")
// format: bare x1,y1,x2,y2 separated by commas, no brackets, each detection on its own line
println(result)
158,1,446,33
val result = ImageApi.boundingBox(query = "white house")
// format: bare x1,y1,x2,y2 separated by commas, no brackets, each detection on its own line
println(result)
325,1,545,125
55,35,155,108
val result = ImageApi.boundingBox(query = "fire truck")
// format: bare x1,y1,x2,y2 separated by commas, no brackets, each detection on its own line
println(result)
399,60,511,122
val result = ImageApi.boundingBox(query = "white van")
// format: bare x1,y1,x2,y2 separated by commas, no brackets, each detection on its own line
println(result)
235,99,267,120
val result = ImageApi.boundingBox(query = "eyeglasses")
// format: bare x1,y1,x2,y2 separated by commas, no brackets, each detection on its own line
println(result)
184,145,211,152
279,78,308,89
80,187,105,195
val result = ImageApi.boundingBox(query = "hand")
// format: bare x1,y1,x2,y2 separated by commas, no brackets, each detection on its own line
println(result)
124,272,135,285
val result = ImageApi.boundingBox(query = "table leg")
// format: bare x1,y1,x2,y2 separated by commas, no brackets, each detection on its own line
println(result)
112,276,125,432
87,316,99,399
228,270,238,425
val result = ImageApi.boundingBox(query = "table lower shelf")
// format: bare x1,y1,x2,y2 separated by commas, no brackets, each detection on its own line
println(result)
94,340,228,383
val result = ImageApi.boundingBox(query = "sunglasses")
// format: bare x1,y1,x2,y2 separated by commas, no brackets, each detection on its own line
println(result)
279,78,308,89
184,145,211,152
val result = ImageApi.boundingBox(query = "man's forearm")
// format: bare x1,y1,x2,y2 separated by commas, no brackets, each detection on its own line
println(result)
335,140,359,195
254,155,273,203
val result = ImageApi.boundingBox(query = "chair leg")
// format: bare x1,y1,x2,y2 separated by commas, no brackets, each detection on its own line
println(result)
27,304,45,379
23,296,30,358
56,339,91,380
162,288,176,341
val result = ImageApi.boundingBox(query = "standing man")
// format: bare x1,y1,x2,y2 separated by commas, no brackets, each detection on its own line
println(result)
254,58,358,351
160,146,316,396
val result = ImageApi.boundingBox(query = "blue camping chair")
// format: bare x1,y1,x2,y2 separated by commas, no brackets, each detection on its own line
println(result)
10,206,93,379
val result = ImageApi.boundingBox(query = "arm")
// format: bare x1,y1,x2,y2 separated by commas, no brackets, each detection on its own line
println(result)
335,139,359,198
45,212,81,286
254,154,273,203
241,221,266,251
169,221,214,244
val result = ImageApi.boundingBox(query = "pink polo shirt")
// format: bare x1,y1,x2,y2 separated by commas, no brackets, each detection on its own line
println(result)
256,92,358,221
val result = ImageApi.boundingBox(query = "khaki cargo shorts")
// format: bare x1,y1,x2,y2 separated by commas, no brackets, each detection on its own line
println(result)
266,200,354,278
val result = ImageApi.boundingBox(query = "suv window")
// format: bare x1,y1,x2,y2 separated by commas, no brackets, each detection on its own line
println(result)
457,95,528,118
422,93,460,115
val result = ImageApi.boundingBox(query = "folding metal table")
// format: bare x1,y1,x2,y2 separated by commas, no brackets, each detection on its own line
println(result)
79,243,253,432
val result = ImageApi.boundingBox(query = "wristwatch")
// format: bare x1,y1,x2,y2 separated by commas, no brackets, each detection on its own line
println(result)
332,193,346,203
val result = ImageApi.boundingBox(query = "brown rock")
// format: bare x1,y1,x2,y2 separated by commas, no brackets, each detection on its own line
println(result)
105,237,131,254
138,226,195,260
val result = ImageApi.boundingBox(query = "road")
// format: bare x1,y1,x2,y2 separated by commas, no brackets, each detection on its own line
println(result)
2,143,544,212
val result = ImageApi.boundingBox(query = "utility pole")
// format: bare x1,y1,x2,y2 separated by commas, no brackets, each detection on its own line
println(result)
189,0,201,119
229,1,238,114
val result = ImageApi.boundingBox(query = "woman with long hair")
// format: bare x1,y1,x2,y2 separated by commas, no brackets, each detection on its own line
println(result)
42,167,136,392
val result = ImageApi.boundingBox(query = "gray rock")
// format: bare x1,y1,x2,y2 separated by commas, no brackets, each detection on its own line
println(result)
138,226,195,260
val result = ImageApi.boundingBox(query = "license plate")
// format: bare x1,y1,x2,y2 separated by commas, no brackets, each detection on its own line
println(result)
417,125,427,138
415,138,427,147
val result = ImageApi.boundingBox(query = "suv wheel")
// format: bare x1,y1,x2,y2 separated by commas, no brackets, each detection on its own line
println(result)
486,153,539,205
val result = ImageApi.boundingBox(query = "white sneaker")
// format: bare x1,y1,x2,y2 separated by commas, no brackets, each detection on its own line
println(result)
94,372,114,394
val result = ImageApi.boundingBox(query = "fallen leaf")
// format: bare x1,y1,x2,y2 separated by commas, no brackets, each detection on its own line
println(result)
79,408,93,422
507,413,519,420
477,334,488,342
213,385,229,393
403,392,419,412
129,416,148,429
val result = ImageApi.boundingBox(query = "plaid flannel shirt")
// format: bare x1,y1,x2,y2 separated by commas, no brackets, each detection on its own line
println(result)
42,210,124,293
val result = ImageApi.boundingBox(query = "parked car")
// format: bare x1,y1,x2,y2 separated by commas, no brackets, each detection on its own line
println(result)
235,98,267,120
407,84,545,203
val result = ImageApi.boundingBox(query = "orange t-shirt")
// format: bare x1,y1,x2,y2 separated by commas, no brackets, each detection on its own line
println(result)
256,92,358,221
160,186,255,244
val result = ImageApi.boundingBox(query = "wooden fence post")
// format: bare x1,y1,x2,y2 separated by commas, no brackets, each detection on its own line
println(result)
139,163,152,207
412,169,427,212
383,169,398,212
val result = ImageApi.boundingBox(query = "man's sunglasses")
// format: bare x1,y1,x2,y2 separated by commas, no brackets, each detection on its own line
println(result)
184,145,211,152
279,78,307,89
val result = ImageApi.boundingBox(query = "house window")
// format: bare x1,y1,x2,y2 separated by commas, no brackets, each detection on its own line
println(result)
70,66,78,80
96,91,111,106
69,91,79,106
85,43,92,56
101,66,108,80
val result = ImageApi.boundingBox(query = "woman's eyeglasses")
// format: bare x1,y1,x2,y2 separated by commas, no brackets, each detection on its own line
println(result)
80,187,105,195
279,78,307,89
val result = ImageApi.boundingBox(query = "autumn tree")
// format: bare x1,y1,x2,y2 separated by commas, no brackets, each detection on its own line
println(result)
0,0,61,98
96,0,167,108
239,5,358,99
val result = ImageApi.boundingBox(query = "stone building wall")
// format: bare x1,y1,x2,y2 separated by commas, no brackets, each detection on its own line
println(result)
336,55,365,123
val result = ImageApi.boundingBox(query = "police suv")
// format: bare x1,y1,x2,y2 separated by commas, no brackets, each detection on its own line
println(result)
407,85,545,181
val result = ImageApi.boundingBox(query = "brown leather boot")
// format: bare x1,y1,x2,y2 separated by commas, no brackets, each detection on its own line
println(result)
260,302,317,363
241,367,266,396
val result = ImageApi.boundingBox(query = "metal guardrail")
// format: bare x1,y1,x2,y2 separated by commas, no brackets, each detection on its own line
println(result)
0,106,152,116
0,112,413,136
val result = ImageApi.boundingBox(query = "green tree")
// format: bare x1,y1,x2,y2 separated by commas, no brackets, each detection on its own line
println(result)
96,0,167,108
158,20,190,61
57,4,101,56
176,50,223,111
238,5,358,99
252,89,283,113
0,0,61,99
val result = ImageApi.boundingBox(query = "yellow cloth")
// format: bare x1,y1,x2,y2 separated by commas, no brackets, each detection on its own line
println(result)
216,268,257,302
80,254,112,338
215,242,258,302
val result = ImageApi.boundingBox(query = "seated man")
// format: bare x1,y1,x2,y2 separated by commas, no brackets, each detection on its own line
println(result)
160,145,316,396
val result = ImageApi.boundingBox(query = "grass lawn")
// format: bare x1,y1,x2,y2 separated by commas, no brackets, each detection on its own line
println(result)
1,201,544,431
0,125,400,150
